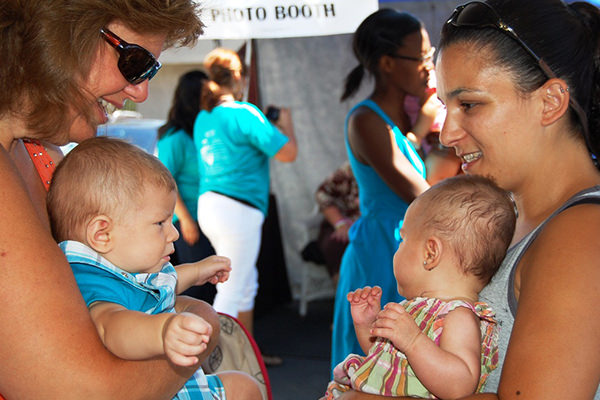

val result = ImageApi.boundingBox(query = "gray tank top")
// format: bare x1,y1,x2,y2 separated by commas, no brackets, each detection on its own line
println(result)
479,186,600,397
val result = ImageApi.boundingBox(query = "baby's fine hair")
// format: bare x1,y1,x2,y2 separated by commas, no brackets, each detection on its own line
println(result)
47,137,176,243
418,175,516,285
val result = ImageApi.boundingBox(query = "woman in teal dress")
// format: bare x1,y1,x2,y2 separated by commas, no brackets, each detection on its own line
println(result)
331,9,437,371
157,70,216,302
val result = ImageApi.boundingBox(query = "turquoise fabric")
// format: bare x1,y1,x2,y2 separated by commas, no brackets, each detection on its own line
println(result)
330,99,426,373
157,128,200,223
194,101,288,216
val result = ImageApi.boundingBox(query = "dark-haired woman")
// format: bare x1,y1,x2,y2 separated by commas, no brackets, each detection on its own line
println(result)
331,9,433,371
157,70,216,301
338,0,600,399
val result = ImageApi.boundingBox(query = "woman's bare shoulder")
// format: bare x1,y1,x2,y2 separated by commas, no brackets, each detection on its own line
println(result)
501,203,600,398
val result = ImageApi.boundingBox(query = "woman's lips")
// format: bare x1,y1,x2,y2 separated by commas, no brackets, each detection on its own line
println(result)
460,151,482,172
97,100,109,124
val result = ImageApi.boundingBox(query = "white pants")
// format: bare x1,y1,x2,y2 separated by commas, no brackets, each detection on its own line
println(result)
198,191,264,317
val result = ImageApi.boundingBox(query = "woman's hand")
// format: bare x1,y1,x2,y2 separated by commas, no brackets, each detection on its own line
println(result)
330,219,352,242
411,89,443,142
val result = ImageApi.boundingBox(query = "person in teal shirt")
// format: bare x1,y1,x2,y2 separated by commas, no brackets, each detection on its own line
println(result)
158,70,216,302
194,48,297,334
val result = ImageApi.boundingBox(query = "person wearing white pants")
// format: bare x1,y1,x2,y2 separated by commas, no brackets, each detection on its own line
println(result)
198,192,263,318
193,48,297,334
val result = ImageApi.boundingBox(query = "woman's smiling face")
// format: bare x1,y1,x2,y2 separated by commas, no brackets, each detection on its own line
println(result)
436,41,544,192
66,21,166,144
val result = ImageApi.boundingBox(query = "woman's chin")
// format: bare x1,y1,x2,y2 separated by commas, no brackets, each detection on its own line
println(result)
67,122,98,143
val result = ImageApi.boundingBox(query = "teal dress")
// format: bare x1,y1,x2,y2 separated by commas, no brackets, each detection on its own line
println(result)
331,99,426,372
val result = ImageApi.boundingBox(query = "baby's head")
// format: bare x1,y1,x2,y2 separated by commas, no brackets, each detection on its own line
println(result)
48,137,179,272
394,175,516,297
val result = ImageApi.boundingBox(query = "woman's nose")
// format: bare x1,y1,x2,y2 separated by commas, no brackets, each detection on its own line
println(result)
439,111,465,148
123,79,149,103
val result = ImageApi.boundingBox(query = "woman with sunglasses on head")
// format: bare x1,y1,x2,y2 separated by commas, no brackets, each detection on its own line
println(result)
331,8,435,373
338,1,600,399
0,1,260,398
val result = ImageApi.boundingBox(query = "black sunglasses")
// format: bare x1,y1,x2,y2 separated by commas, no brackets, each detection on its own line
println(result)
100,28,162,85
446,1,589,140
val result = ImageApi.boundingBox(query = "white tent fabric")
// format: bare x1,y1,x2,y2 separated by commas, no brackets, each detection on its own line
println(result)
198,0,378,39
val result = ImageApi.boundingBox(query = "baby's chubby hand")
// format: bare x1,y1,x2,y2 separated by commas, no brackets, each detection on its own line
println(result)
371,302,421,353
193,255,231,285
347,286,382,328
162,312,213,367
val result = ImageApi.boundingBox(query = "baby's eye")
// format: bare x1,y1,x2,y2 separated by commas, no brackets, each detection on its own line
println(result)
155,218,169,226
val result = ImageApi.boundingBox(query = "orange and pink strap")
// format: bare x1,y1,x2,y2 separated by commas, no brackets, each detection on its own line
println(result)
23,138,56,191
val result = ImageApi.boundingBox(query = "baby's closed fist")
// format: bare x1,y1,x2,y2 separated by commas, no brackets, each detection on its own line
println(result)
163,312,212,366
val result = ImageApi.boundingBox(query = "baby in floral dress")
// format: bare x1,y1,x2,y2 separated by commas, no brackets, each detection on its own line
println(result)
324,175,516,399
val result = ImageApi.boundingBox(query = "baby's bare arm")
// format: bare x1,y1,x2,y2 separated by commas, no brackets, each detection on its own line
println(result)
89,301,173,360
374,305,482,399
90,302,213,366
175,255,231,293
348,286,382,353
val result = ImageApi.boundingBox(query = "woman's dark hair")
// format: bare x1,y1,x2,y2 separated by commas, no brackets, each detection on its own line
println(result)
158,70,208,139
340,9,423,101
440,0,600,159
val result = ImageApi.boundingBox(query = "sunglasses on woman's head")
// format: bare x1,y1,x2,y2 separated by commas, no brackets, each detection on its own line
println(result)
100,28,162,85
446,1,589,141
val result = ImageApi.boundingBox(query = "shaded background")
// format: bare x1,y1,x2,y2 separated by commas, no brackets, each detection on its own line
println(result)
130,1,463,308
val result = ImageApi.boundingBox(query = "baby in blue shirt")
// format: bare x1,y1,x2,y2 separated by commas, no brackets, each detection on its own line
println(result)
47,136,261,400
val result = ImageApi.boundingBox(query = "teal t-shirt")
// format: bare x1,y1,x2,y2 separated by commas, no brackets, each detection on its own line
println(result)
193,101,288,215
157,128,199,222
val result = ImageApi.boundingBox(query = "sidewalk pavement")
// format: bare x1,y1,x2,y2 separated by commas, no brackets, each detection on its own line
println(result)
254,298,334,400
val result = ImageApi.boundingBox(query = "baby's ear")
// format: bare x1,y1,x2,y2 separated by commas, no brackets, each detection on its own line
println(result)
86,215,113,254
423,236,442,271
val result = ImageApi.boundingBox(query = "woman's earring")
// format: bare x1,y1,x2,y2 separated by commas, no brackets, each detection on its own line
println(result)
423,260,428,266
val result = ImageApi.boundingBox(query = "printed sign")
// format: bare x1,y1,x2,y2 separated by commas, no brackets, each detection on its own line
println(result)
198,0,379,39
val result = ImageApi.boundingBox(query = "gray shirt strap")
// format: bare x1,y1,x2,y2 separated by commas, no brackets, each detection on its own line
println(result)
508,185,600,316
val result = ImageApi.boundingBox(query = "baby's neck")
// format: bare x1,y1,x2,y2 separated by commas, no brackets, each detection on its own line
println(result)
416,289,479,304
